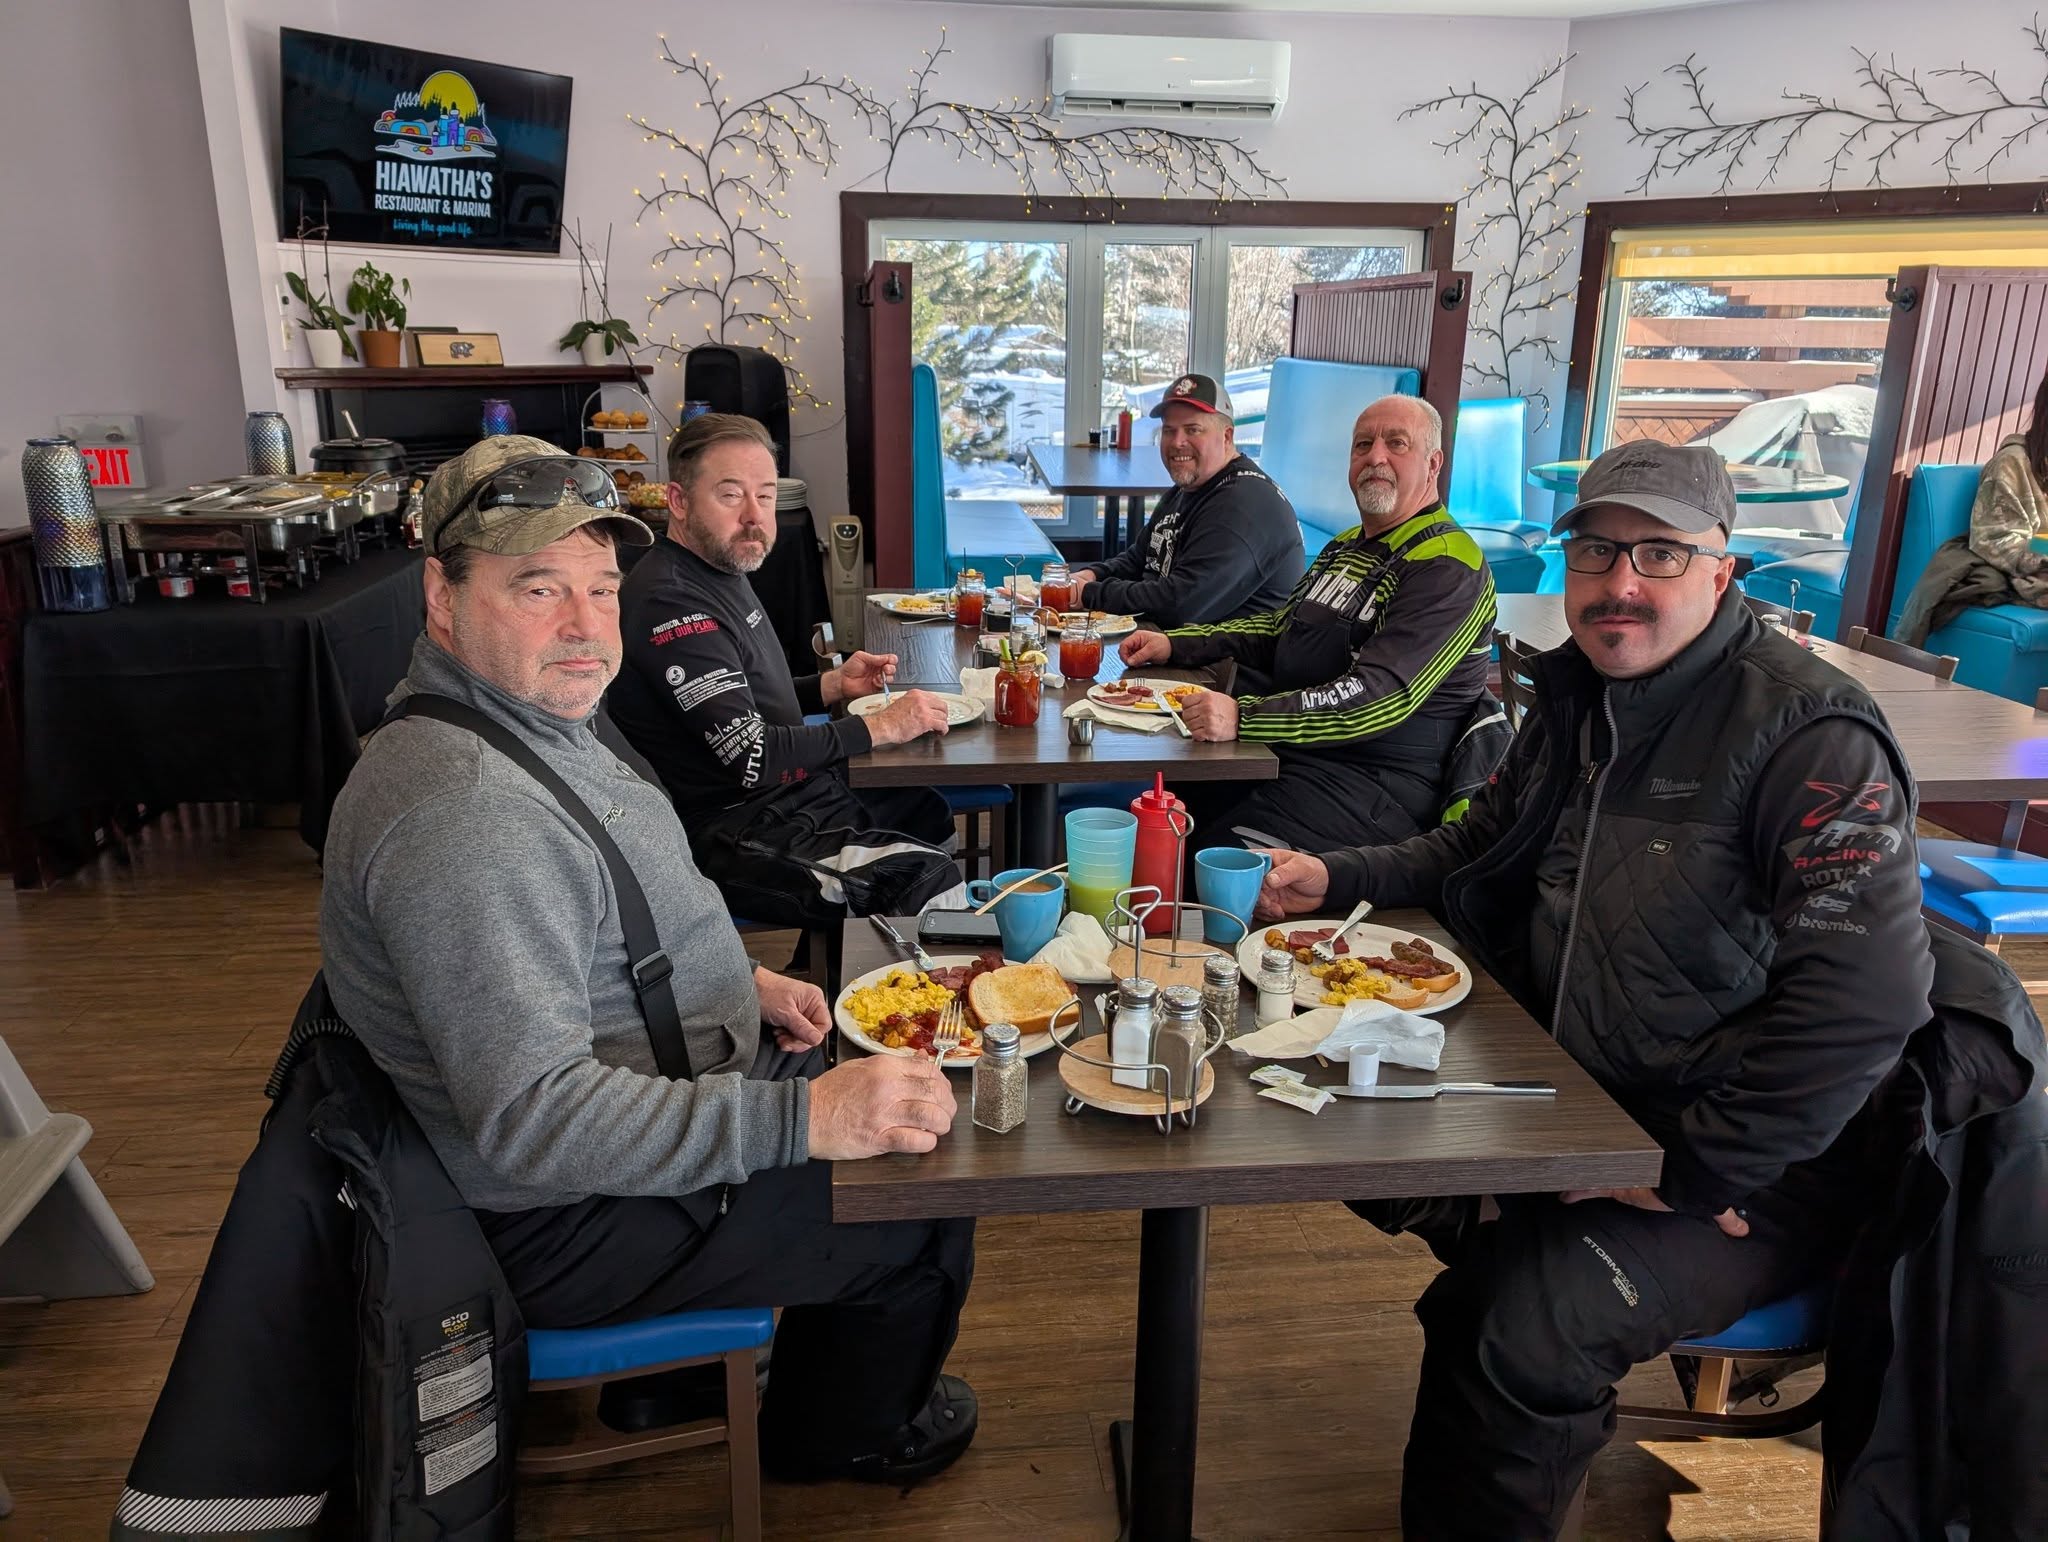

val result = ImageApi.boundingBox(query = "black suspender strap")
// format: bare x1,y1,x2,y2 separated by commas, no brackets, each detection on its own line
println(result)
388,694,697,1082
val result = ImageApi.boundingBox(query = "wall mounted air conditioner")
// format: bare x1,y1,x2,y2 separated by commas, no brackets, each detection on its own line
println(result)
1048,34,1290,121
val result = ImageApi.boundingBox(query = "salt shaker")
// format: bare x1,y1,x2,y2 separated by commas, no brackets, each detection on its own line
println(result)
1200,954,1241,1040
1154,985,1205,1102
971,1023,1028,1133
1109,976,1159,1089
1255,946,1297,1025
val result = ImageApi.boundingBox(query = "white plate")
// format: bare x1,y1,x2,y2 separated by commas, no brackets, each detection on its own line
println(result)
1086,677,1208,713
1235,919,1473,1014
870,592,955,618
1046,611,1138,639
846,690,985,727
833,955,1075,1068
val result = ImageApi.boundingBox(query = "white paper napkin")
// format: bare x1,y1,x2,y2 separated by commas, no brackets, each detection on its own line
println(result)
959,666,998,703
1062,698,1176,734
1227,997,1445,1071
1029,912,1117,984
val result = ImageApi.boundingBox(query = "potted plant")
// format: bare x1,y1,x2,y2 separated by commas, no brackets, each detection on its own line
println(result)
284,203,356,368
557,221,639,366
347,261,410,368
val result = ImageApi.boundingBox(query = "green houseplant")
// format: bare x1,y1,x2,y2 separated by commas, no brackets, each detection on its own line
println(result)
284,204,356,367
557,221,639,365
347,261,410,368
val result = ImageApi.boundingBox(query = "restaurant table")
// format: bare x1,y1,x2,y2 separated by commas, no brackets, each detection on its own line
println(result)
1492,593,2048,840
21,545,425,853
1528,459,1851,504
850,595,1277,868
833,913,1664,1541
1027,444,1176,559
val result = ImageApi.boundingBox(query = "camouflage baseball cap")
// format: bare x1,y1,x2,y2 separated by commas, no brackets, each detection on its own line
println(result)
421,434,656,558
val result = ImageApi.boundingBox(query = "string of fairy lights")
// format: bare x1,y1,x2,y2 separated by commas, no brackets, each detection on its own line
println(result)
625,28,1287,411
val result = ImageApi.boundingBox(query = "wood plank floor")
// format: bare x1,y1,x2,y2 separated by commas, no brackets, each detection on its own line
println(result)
1,812,2032,1541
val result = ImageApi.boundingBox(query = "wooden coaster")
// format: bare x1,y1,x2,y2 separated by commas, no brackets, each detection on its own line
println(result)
1057,1033,1216,1116
1107,936,1227,991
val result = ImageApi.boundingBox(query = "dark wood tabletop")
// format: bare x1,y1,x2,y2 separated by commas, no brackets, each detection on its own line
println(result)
848,597,1280,790
1027,443,1177,497
830,910,1665,1223
1491,595,2048,803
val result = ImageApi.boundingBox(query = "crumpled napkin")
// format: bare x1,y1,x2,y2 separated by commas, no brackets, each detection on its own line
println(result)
1229,997,1445,1071
959,666,998,703
1029,912,1116,984
1062,698,1176,734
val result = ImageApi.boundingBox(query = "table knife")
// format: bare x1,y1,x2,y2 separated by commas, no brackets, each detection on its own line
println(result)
871,914,937,973
1326,1080,1556,1099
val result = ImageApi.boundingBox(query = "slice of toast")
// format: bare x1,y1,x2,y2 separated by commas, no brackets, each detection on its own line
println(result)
1368,973,1431,1011
968,963,1077,1035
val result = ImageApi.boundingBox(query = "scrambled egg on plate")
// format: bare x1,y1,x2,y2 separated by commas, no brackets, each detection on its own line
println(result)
843,969,955,1034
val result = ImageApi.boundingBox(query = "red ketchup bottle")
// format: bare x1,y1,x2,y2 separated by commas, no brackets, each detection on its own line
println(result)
1129,772,1190,936
1116,407,1134,451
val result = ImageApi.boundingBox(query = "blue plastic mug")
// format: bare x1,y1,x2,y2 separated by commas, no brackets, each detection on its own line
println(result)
964,869,1068,962
1194,848,1272,944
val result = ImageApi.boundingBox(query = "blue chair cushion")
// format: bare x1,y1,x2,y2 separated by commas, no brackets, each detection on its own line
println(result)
527,1308,776,1383
1885,464,1983,637
1448,397,1529,531
1743,549,1850,639
1674,1280,1830,1355
1259,357,1422,559
1471,528,1546,594
1918,840,2048,934
941,784,1014,812
1928,601,2048,655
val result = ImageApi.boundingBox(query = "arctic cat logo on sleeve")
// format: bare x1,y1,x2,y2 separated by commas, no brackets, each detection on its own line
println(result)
1800,780,1891,828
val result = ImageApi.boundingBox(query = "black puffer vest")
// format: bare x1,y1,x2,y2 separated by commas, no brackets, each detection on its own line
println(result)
1441,594,1910,1131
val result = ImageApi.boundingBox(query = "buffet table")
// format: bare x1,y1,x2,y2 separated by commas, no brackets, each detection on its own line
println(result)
21,545,425,853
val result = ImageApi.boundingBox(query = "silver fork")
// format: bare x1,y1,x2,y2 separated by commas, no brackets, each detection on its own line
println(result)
1312,899,1376,964
930,995,966,1065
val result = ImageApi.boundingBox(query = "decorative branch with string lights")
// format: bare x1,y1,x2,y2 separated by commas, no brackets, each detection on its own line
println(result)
1621,21,2048,195
850,29,1286,208
1402,57,1586,426
628,36,886,404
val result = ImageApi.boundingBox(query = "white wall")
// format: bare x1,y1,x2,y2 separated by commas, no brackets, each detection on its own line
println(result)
194,0,1569,510
0,0,244,527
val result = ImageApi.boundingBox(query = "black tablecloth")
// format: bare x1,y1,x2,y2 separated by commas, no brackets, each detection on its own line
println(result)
23,546,425,852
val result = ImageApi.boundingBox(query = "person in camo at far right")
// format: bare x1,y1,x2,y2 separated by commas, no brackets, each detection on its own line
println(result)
1255,441,1932,1540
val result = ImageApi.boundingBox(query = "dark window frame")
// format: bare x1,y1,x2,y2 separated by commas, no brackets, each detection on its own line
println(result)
1560,181,2048,460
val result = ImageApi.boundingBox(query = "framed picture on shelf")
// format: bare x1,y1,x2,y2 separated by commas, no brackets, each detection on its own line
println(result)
406,326,458,366
417,332,504,367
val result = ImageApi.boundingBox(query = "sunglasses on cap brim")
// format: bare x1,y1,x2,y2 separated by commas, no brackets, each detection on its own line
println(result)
441,456,625,534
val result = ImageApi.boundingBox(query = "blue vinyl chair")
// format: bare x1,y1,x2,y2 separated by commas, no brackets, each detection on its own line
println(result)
911,363,1057,587
1914,684,2048,970
521,1308,775,1539
1449,398,1546,594
1258,357,1421,562
942,783,1014,880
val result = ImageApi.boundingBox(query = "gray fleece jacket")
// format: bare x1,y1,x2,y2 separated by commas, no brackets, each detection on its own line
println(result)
320,635,808,1213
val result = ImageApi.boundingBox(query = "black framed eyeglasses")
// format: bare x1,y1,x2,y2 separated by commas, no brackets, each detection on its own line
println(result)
1561,534,1727,579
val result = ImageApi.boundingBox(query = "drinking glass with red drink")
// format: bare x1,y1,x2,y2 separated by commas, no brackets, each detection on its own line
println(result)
994,658,1044,727
954,570,985,630
1040,561,1075,613
1059,616,1104,681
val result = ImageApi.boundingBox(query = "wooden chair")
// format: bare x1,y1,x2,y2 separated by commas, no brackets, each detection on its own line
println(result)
520,1307,774,1542
1841,624,1958,681
1741,592,1816,635
1494,630,1540,733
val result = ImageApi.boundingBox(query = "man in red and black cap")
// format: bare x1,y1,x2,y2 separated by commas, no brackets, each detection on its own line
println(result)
1068,373,1304,627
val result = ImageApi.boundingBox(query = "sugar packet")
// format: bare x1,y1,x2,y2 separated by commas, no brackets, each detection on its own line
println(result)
1249,1064,1306,1088
1258,1081,1333,1115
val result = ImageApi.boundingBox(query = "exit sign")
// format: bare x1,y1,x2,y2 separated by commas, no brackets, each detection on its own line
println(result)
81,444,141,487
56,414,148,491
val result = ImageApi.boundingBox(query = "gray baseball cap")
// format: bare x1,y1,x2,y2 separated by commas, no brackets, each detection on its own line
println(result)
1552,442,1737,536
422,434,655,558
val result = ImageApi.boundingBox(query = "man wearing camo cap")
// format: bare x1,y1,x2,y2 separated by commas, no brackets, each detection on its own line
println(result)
319,434,980,1487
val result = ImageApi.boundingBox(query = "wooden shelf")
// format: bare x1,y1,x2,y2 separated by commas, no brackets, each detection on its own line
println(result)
276,364,653,390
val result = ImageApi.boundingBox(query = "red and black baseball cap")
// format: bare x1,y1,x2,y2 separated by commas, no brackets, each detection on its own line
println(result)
1148,373,1235,422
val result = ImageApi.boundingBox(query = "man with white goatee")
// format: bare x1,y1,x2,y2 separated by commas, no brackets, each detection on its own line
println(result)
1121,394,1499,851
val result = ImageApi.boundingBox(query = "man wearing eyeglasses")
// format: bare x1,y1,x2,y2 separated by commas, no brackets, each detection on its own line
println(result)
1255,441,1931,1538
321,436,979,1489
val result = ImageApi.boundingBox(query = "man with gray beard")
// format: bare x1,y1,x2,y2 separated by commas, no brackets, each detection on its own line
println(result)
609,414,964,926
1120,394,1499,851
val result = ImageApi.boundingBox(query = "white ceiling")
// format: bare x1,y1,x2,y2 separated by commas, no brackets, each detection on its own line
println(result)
904,0,1745,16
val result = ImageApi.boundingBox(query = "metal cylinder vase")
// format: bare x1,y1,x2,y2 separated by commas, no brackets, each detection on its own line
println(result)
21,437,112,612
245,410,296,476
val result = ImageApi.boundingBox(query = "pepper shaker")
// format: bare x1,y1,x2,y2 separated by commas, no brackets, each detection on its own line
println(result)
972,1023,1028,1133
1154,985,1205,1103
1200,953,1242,1039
